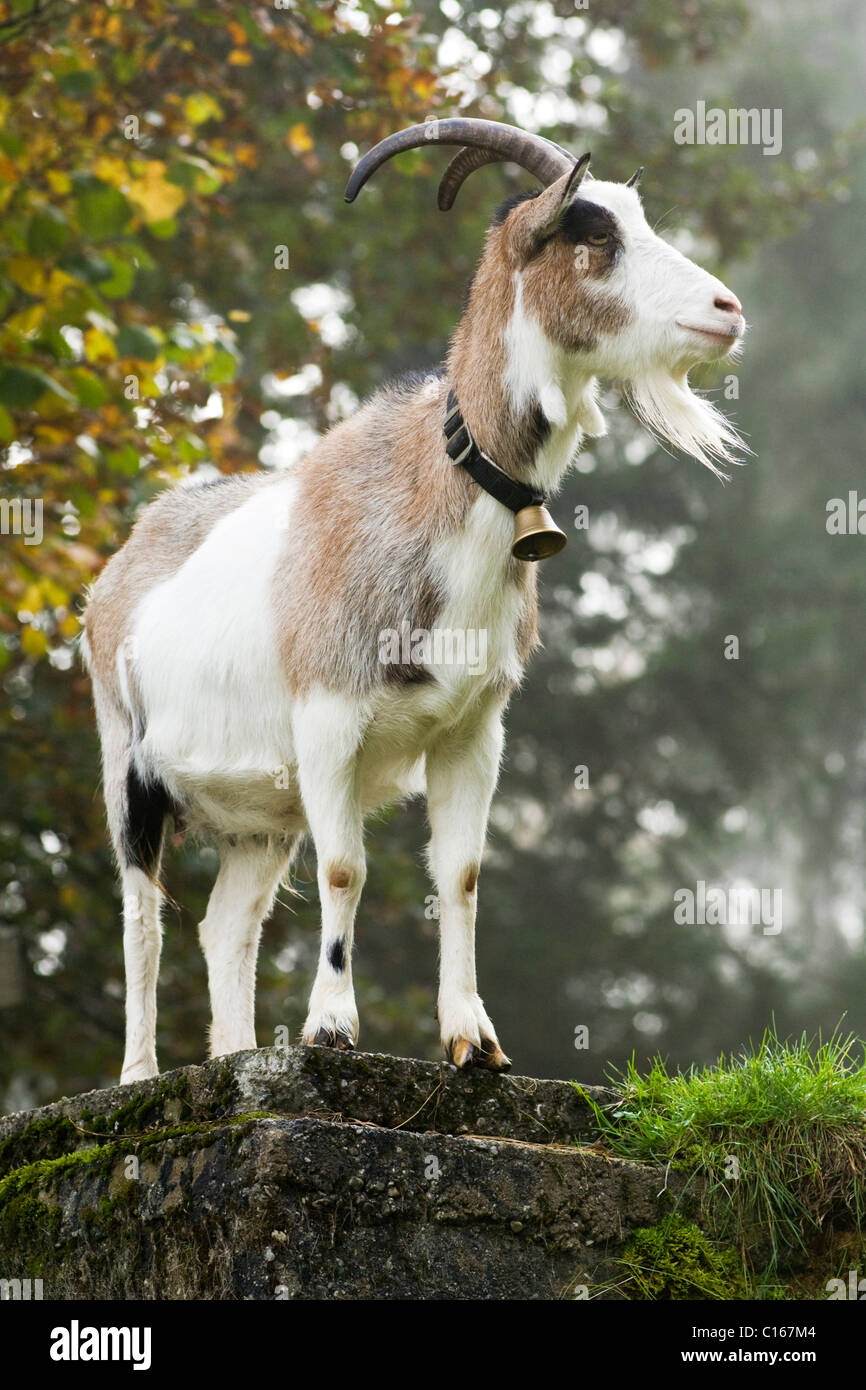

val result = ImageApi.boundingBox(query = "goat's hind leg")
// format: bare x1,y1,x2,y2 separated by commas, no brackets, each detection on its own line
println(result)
93,678,169,1084
120,861,165,1083
117,762,172,1084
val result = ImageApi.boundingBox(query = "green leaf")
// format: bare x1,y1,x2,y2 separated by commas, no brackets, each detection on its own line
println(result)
59,250,115,285
97,254,136,299
105,442,141,476
27,207,71,256
166,156,222,195
146,217,177,241
0,403,15,443
0,367,52,408
68,369,108,409
176,434,208,463
116,324,161,361
34,327,76,362
112,50,139,83
74,178,132,239
0,131,24,157
58,71,98,98
204,345,237,384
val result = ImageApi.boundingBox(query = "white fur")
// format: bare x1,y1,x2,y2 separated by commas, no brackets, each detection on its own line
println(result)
129,481,301,836
570,180,748,471
504,271,610,495
119,866,163,1083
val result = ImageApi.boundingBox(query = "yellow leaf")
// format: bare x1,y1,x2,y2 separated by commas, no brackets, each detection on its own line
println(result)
228,309,251,322
184,93,224,126
8,256,47,296
411,74,437,101
92,155,130,189
22,583,43,613
21,626,48,658
127,161,186,224
287,122,314,154
84,326,117,363
41,579,67,607
6,304,45,336
46,170,71,194
43,269,77,306
228,48,252,65
59,613,81,639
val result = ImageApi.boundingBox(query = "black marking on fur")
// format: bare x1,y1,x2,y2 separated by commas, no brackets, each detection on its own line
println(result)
559,198,623,268
122,763,173,873
528,401,552,449
491,189,540,226
382,662,435,688
328,938,346,972
462,191,543,305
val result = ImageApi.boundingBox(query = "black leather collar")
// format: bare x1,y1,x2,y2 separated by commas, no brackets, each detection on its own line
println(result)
443,389,547,514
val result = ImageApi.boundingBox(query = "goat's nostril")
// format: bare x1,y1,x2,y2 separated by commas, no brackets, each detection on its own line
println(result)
714,294,742,316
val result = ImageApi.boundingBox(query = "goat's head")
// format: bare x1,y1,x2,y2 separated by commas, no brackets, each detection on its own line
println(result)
346,118,747,473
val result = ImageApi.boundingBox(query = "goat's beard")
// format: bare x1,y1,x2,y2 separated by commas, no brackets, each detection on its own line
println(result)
625,365,748,477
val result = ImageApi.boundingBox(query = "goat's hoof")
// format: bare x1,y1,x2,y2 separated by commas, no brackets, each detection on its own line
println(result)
446,1037,512,1072
311,1027,355,1051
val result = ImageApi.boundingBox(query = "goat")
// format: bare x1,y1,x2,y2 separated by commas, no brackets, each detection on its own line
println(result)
82,119,746,1082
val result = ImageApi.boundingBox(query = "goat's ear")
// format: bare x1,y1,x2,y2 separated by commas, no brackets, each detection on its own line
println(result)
504,153,591,263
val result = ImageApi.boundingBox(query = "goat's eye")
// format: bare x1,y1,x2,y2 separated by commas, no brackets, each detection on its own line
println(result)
586,232,609,246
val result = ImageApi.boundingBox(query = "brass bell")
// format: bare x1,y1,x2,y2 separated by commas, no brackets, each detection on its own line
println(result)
511,505,567,561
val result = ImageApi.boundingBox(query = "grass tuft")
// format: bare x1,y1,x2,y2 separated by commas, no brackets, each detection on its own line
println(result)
576,1023,866,1282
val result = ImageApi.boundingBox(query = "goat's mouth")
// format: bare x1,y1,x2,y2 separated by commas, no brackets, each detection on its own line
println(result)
676,321,744,349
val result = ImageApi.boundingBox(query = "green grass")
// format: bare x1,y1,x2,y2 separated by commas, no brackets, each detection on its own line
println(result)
576,1024,866,1284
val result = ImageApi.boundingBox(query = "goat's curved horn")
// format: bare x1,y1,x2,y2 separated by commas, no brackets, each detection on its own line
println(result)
438,135,580,210
626,166,644,188
438,147,502,211
345,118,575,204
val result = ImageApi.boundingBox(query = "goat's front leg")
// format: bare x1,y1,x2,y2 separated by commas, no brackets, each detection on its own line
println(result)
295,692,366,1050
426,705,510,1072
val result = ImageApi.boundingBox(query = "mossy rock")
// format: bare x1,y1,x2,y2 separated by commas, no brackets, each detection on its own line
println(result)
618,1215,749,1300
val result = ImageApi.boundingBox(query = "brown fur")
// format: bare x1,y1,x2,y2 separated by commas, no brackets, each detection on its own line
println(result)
525,238,633,354
273,375,479,696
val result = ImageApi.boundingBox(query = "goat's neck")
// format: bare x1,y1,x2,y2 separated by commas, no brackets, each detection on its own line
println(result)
446,271,603,496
